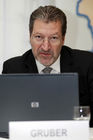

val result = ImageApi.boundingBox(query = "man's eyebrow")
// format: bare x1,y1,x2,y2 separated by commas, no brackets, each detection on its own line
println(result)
32,32,43,35
49,32,60,36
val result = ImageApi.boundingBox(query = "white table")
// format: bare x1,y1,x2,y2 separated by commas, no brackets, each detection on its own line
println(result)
90,128,93,140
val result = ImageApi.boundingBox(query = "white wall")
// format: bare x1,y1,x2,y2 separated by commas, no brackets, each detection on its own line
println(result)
0,0,93,73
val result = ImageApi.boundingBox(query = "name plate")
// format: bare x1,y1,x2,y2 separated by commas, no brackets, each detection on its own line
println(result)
9,121,89,140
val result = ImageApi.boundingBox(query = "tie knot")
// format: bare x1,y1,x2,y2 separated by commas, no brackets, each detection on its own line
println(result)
42,67,52,74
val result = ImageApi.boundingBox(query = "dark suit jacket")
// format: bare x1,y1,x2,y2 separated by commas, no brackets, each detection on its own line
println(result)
2,45,93,127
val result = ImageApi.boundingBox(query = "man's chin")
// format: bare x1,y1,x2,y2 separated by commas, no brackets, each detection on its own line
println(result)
36,56,55,66
39,60,53,66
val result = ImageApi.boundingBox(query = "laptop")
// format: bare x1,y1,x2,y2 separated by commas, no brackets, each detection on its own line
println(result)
0,73,79,134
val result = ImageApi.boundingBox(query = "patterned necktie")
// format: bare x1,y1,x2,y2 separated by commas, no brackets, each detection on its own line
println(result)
42,67,52,74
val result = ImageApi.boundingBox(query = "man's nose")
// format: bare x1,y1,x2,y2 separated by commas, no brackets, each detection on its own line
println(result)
41,38,50,51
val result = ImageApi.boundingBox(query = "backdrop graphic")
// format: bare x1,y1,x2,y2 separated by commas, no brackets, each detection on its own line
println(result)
76,0,93,49
0,0,93,73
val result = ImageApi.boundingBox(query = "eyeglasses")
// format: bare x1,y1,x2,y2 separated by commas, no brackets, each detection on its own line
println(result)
32,34,62,45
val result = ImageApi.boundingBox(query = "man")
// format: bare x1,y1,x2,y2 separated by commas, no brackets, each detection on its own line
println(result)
2,5,93,127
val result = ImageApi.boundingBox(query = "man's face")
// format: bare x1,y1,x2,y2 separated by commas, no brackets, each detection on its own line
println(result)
30,19,65,66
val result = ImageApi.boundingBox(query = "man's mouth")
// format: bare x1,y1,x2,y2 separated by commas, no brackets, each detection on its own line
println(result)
40,52,51,56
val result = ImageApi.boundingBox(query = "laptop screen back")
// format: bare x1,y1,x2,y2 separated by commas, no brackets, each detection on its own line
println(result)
0,73,79,133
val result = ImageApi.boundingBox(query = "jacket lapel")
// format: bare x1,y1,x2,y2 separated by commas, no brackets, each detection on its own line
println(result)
23,50,38,73
60,46,80,73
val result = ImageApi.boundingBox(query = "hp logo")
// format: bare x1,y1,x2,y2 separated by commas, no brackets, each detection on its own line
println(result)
31,102,39,108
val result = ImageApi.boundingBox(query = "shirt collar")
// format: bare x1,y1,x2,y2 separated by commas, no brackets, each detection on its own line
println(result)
36,56,60,73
